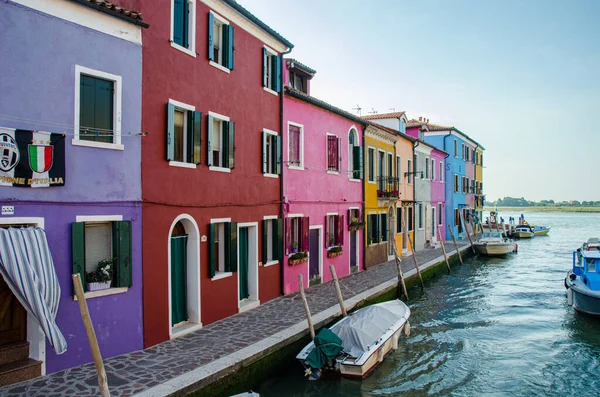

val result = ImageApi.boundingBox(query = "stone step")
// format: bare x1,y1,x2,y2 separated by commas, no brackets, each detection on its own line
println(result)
0,358,42,387
0,342,29,366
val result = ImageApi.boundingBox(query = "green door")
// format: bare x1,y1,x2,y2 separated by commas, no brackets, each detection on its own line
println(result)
170,235,188,326
238,227,249,300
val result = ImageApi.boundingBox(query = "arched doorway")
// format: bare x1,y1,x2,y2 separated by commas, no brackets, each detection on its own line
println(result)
168,215,201,337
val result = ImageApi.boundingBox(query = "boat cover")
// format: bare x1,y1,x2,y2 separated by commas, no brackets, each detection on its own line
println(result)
0,227,67,354
306,327,343,369
331,305,400,358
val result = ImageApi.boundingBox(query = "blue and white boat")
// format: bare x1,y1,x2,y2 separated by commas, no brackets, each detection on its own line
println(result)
565,238,600,315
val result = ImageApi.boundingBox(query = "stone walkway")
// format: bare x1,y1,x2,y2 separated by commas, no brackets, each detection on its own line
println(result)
0,241,470,397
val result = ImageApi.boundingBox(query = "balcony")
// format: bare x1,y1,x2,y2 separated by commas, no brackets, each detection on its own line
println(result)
377,176,400,200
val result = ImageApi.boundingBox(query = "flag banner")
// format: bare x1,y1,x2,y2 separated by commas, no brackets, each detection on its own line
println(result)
0,127,65,188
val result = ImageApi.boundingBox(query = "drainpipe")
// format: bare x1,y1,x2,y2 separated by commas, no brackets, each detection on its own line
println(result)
412,138,419,249
362,124,367,271
442,130,452,239
279,48,292,296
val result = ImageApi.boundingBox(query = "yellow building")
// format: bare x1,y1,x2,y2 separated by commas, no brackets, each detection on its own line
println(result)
474,147,485,221
395,131,416,257
363,122,405,267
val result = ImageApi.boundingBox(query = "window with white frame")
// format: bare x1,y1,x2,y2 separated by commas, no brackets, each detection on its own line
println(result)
263,218,282,263
75,65,122,148
171,0,196,56
367,213,378,245
327,134,341,172
213,222,226,273
263,47,281,93
348,128,362,179
288,216,304,253
208,12,233,70
440,162,444,182
208,112,235,170
396,155,402,184
288,123,303,168
289,70,307,93
166,100,201,165
326,214,343,247
438,203,443,225
425,157,429,179
431,159,435,181
368,147,375,182
262,129,281,176
209,221,237,277
418,204,423,229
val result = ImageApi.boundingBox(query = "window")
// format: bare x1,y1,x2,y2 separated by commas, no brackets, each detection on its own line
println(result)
472,179,475,194
454,209,460,227
418,204,423,229
262,218,283,264
387,153,393,179
327,135,341,172
396,207,403,233
348,129,362,179
438,203,443,225
425,157,429,179
209,221,237,277
380,213,388,242
454,174,459,193
262,129,281,176
396,156,402,184
368,147,375,182
171,0,196,57
377,150,385,190
208,12,234,71
289,71,307,93
454,139,457,157
440,162,444,182
208,112,235,170
72,218,132,293
588,259,596,273
288,123,303,168
166,100,202,165
286,216,308,254
481,154,484,166
407,159,413,184
263,47,281,94
75,65,122,149
431,159,435,181
407,206,414,231
326,214,344,247
368,213,379,245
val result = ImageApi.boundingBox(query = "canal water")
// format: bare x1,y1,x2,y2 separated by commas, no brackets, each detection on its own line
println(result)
257,212,600,396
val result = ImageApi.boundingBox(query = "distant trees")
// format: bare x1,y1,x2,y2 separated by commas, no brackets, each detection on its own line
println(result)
488,197,600,207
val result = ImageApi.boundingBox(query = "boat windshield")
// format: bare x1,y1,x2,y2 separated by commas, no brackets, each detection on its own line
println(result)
482,232,502,239
588,258,597,273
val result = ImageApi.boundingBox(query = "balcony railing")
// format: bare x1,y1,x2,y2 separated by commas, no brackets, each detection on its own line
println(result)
377,176,400,199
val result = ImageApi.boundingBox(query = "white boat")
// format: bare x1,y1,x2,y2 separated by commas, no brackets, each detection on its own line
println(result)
512,225,534,238
532,225,551,236
296,299,410,379
473,231,517,256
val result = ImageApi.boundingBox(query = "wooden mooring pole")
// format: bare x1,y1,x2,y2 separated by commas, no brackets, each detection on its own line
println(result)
72,274,110,397
461,213,476,255
329,264,347,316
298,274,315,339
437,225,451,273
393,241,409,300
407,234,424,288
470,220,479,241
447,224,464,265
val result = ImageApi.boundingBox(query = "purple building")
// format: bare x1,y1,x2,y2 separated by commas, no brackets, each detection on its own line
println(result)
0,0,147,382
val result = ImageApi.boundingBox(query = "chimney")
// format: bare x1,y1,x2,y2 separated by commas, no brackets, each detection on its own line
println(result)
418,117,422,121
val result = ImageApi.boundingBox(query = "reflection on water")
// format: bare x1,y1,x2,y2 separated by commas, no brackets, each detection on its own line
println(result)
257,213,600,396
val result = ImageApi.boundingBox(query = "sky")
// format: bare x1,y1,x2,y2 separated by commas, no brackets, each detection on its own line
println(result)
239,0,600,202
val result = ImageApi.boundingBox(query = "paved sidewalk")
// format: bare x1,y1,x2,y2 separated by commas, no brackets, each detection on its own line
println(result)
0,241,470,397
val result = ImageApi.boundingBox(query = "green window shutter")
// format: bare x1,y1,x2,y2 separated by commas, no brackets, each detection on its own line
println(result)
337,214,344,246
262,131,267,173
375,215,380,242
71,222,86,293
382,215,387,242
94,77,114,144
353,146,362,179
187,111,202,164
166,103,175,161
275,55,282,93
112,221,132,288
262,48,268,87
227,25,235,70
275,218,283,261
207,115,213,166
209,223,216,278
301,217,309,252
228,121,235,169
79,75,95,140
222,25,229,67
275,135,282,175
182,0,189,48
207,12,214,60
173,0,184,46
262,219,268,263
229,222,238,272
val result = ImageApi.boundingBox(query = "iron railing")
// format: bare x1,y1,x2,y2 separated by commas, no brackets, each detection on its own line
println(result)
377,176,400,199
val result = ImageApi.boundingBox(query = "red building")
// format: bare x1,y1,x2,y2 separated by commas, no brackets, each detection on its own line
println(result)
120,0,293,347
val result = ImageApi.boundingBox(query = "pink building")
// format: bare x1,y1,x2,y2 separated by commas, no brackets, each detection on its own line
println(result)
464,142,475,210
282,59,365,294
430,148,448,242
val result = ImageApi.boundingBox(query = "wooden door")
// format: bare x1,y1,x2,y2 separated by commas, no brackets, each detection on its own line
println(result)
238,228,249,300
0,276,27,346
309,229,320,281
170,235,188,326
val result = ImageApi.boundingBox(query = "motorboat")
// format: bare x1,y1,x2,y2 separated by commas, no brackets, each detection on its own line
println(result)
532,225,551,236
511,224,534,238
565,239,600,315
473,231,517,256
296,299,410,379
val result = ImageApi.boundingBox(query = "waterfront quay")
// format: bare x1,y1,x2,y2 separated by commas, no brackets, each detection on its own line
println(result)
0,241,469,397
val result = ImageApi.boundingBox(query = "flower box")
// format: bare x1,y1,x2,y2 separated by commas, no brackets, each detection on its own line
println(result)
349,222,365,232
327,250,343,258
289,257,308,266
86,281,112,292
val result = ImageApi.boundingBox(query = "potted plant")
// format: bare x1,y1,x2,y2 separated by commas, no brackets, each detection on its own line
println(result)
329,235,336,247
349,217,365,231
292,241,298,254
327,245,343,258
86,258,115,292
288,251,309,266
